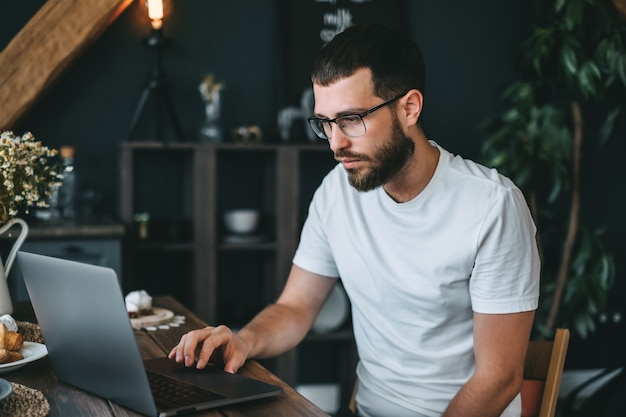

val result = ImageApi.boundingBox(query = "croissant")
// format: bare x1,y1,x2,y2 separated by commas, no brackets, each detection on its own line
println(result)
0,348,10,363
0,323,24,351
0,348,23,364
8,350,23,362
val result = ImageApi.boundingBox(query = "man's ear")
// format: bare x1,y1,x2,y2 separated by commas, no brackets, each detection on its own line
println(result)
402,89,423,125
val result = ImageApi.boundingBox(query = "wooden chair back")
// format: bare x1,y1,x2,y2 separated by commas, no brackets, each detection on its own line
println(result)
524,328,570,417
348,328,570,417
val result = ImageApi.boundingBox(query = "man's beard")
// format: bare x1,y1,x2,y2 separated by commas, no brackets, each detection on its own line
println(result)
338,117,415,192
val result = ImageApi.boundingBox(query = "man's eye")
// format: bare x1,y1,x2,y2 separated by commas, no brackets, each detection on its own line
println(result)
338,116,361,126
314,119,331,129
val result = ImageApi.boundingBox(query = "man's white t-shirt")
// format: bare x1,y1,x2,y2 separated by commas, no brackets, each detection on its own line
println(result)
292,143,540,417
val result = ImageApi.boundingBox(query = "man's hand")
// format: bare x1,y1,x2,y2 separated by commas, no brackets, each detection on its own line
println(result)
168,265,338,374
168,324,250,373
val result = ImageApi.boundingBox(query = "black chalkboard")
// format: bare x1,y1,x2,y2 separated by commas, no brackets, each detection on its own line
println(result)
278,0,407,108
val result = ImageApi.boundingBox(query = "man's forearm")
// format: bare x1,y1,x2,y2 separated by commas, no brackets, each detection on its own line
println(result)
443,374,521,417
237,302,311,359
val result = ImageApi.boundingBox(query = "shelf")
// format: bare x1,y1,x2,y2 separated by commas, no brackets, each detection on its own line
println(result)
119,141,352,402
4,219,125,239
305,328,354,342
130,241,195,251
121,141,330,151
218,242,277,251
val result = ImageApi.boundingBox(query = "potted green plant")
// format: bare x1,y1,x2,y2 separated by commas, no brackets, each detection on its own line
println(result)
479,0,626,340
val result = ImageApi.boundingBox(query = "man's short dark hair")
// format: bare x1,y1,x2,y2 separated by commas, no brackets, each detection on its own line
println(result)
310,22,426,101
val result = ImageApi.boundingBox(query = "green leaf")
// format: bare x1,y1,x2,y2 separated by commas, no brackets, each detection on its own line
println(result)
598,254,616,288
574,316,588,339
617,55,626,86
577,62,600,98
600,107,622,143
555,0,567,13
564,0,584,29
525,28,555,76
562,46,578,77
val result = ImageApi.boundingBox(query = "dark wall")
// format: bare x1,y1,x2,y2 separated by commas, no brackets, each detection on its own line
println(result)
2,0,280,216
2,1,623,369
410,2,533,160
2,0,532,216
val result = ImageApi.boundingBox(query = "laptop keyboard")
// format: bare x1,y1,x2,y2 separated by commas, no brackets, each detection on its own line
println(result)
147,370,226,410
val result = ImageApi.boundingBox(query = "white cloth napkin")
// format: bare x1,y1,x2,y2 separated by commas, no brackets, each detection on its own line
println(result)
125,290,152,313
0,314,17,332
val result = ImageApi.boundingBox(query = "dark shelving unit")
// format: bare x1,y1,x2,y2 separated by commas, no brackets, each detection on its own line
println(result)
119,141,355,401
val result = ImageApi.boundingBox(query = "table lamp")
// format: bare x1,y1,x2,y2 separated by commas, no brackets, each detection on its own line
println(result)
127,0,185,142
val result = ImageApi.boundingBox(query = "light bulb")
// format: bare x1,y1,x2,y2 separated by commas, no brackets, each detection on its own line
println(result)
146,0,163,30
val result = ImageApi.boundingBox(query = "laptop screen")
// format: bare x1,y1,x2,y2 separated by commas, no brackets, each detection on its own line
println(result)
17,251,282,417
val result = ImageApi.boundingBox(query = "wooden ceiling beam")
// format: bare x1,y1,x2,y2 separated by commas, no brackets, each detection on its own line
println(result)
0,0,134,130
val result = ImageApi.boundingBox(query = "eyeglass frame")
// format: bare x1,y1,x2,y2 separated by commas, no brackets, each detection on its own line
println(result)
307,90,411,140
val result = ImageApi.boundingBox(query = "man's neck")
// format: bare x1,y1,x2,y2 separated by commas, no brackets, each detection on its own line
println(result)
383,136,440,203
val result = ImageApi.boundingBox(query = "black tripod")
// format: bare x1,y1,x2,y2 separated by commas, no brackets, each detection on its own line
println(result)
127,28,185,142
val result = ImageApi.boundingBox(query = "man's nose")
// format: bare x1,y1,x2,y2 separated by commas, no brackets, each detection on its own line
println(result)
328,125,351,153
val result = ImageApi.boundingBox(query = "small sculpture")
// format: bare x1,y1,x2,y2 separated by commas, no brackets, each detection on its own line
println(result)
277,88,317,142
199,73,225,143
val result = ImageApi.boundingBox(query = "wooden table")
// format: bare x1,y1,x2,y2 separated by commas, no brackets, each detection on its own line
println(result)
5,296,329,417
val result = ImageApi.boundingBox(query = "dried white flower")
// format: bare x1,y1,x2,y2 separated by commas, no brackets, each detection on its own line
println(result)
199,73,225,103
0,131,61,224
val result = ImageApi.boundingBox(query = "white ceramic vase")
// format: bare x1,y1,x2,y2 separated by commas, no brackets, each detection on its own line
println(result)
199,92,223,143
0,218,29,316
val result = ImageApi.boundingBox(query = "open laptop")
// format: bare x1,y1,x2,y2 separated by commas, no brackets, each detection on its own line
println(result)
17,251,283,417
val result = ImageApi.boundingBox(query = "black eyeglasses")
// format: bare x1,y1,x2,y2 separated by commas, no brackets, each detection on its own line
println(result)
307,90,409,140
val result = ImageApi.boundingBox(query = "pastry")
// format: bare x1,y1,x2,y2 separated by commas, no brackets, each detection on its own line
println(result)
0,347,22,364
0,348,10,363
8,350,23,362
0,323,23,351
0,323,24,363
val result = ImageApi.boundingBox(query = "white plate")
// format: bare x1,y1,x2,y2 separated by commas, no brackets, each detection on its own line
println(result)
0,377,11,401
223,233,269,244
0,342,48,374
312,284,349,334
130,307,175,329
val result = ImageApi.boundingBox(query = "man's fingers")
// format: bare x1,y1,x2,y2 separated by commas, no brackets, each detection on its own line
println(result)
195,327,231,368
168,327,214,366
168,326,245,372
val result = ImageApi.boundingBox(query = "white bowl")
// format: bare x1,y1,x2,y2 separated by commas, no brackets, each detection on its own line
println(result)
224,209,259,234
312,284,349,334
